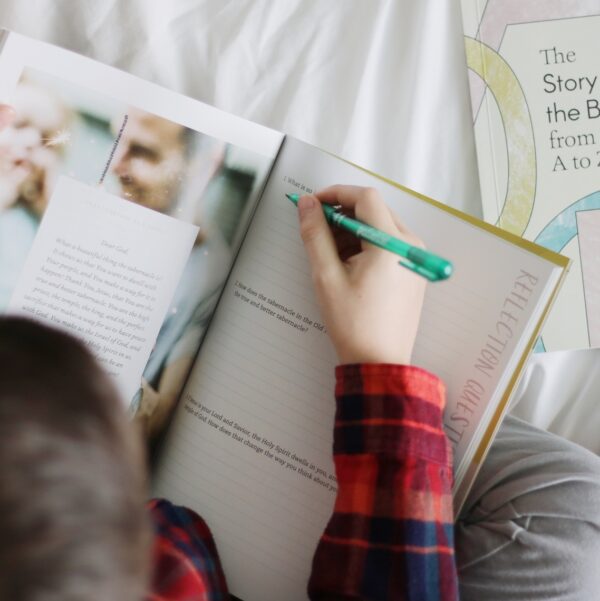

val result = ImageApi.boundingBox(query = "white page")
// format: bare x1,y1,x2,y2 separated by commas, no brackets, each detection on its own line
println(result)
7,177,197,403
153,138,565,601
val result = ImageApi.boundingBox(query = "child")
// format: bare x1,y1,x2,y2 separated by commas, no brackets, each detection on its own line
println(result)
0,316,151,600
0,178,459,599
0,98,458,599
1,102,599,600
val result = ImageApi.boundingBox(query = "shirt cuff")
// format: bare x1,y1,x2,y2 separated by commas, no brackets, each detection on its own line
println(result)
333,364,451,466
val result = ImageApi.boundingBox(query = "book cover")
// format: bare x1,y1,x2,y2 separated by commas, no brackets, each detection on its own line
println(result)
461,0,600,351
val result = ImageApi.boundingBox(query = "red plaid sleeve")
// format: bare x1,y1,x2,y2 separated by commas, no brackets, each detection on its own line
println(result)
147,498,228,601
308,364,458,601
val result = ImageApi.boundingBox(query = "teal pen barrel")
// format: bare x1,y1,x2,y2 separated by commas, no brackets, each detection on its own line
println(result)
331,214,454,281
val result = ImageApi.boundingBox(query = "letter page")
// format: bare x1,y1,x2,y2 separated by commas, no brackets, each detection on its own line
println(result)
8,177,197,404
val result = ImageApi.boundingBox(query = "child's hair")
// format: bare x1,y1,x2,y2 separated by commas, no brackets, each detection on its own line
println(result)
0,317,151,600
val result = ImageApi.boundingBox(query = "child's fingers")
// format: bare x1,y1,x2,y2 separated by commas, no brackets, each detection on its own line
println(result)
297,194,345,286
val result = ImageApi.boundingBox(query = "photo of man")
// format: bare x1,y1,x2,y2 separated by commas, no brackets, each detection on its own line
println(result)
110,109,233,441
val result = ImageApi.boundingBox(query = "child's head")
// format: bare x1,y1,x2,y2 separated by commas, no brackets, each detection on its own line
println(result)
0,317,151,600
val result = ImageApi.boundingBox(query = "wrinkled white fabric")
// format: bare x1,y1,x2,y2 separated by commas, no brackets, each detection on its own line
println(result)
0,0,597,452
512,349,600,455
0,0,480,213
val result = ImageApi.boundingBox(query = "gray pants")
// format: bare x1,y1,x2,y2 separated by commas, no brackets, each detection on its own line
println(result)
456,415,600,601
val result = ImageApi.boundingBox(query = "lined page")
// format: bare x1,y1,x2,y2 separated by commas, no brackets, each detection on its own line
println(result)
153,137,564,601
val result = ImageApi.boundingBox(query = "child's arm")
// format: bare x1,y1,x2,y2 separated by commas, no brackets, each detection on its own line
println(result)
308,363,457,600
296,186,458,600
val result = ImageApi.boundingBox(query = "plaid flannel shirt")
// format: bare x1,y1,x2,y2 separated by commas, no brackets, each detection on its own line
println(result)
149,364,458,600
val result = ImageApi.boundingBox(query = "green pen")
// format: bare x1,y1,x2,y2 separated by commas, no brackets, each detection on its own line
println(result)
286,193,453,282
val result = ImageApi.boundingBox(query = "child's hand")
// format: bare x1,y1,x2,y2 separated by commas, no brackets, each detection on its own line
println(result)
297,185,426,365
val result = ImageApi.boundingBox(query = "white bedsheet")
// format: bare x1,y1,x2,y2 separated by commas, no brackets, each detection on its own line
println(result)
0,0,597,453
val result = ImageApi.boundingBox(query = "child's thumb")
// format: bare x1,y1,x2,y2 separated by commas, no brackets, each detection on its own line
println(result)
297,195,342,283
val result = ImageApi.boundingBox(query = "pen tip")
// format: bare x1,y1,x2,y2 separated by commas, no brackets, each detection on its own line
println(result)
286,193,300,205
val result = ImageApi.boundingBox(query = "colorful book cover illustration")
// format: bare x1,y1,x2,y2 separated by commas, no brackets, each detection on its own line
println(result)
461,0,600,351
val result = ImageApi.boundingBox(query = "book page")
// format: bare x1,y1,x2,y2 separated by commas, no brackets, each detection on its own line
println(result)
153,137,565,600
0,31,282,434
7,177,197,404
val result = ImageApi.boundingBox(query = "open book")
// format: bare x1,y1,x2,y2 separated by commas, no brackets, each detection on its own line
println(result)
0,30,568,601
